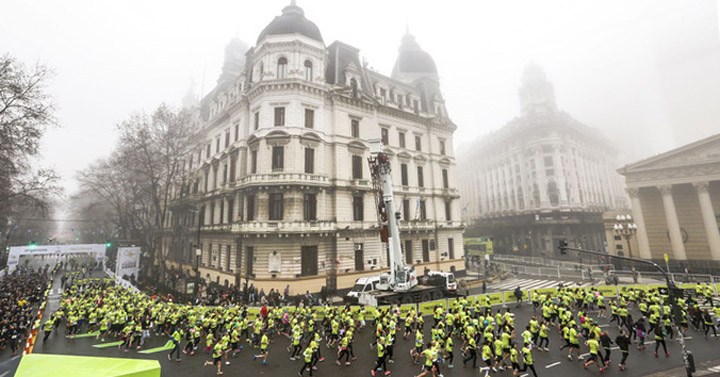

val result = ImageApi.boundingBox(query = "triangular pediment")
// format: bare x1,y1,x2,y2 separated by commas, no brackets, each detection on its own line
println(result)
620,134,720,174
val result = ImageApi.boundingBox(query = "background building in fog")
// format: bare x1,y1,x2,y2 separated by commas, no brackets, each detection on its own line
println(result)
162,3,464,293
618,134,720,272
458,64,626,256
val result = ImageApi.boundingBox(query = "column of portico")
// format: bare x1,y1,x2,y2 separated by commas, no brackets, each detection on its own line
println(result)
693,182,720,260
627,188,652,259
658,184,688,260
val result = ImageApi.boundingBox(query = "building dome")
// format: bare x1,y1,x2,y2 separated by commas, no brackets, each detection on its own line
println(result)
256,1,323,44
391,33,437,77
522,62,547,84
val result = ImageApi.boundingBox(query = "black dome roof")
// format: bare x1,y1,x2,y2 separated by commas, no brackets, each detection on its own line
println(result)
392,33,437,77
257,2,323,44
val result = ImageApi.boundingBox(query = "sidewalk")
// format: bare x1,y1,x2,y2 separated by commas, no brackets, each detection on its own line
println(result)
643,357,720,377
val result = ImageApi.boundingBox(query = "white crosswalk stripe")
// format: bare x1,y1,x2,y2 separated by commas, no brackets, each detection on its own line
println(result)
489,278,594,292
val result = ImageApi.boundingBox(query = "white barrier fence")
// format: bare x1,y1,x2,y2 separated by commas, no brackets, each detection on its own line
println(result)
492,254,614,272
104,267,140,294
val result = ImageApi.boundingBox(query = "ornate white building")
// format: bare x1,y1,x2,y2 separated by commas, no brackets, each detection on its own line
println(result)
458,64,626,256
162,2,464,293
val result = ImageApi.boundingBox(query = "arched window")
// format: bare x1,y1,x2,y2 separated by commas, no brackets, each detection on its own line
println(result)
277,57,287,79
350,78,358,98
304,60,313,81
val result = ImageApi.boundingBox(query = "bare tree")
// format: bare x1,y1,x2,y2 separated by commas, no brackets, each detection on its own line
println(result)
0,54,61,236
74,104,195,279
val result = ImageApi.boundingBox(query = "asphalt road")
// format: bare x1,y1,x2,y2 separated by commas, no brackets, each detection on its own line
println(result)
3,269,720,377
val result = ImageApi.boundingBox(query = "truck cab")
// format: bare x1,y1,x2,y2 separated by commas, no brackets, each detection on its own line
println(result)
345,276,382,303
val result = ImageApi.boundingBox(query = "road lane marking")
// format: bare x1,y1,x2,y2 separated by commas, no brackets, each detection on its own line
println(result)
545,361,561,368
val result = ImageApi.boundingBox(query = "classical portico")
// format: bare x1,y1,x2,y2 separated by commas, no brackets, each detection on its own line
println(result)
618,134,720,263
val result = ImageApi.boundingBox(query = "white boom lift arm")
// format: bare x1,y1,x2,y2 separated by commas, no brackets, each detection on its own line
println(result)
368,139,418,292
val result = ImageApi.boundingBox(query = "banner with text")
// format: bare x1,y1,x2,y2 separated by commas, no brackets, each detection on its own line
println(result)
116,247,141,279
7,244,106,272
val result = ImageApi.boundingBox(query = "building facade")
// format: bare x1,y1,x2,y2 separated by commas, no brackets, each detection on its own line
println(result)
618,134,720,271
458,64,626,256
161,3,464,294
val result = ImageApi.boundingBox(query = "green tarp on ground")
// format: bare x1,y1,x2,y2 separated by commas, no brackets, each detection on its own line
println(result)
16,354,160,377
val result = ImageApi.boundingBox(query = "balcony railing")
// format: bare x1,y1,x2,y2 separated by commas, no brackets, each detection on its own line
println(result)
399,220,436,230
239,173,329,185
232,220,336,233
201,224,233,232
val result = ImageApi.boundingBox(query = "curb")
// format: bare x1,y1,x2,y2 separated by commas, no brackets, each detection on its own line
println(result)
24,284,52,355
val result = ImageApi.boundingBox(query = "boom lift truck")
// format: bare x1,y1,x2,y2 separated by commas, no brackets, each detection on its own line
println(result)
346,139,457,306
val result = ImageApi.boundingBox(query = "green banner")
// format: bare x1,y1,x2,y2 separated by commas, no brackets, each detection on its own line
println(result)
246,308,260,321
594,285,618,297
531,288,556,297
16,354,160,377
419,299,446,316
399,304,417,316
504,290,527,303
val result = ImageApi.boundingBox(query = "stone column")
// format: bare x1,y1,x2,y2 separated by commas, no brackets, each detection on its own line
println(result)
534,149,549,207
552,146,568,206
694,182,720,260
569,149,581,206
626,188,652,259
658,185,687,260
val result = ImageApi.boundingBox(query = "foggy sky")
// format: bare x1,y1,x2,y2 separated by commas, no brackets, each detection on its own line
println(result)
2,0,719,194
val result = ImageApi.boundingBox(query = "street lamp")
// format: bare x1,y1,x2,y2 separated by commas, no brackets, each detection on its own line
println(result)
614,214,637,259
194,248,202,299
188,209,202,301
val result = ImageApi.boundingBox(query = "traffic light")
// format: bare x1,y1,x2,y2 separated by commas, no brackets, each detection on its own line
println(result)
29,241,37,248
558,239,568,255
105,241,112,248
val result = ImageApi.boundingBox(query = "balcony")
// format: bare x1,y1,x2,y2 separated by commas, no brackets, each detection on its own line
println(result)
399,220,436,231
239,173,329,186
201,224,233,232
231,220,337,234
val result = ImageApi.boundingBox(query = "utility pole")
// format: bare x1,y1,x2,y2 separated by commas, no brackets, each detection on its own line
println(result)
559,241,695,376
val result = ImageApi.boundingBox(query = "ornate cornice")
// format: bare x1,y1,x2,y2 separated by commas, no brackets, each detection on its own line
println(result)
657,184,673,195
692,181,710,193
626,188,640,198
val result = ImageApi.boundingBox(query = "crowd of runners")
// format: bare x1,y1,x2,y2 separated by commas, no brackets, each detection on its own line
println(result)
0,269,50,356
34,272,720,377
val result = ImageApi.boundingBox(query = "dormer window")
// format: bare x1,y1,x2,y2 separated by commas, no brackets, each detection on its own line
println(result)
304,60,313,81
277,57,288,79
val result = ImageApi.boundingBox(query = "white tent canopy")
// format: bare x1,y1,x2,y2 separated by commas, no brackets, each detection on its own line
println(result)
7,244,106,272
